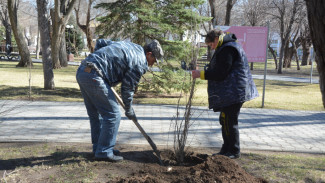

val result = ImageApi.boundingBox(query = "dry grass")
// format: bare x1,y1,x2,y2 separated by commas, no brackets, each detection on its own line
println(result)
0,143,324,183
0,60,323,110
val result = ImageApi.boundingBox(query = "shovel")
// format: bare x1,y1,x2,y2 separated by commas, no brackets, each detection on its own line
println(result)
111,88,163,165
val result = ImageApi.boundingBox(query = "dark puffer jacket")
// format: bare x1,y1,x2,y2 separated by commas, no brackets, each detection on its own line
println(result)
205,34,258,111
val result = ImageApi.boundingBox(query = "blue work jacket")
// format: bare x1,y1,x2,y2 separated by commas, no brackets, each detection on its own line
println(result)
85,39,148,109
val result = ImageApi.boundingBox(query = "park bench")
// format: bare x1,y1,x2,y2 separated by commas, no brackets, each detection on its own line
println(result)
0,44,20,61
0,52,21,61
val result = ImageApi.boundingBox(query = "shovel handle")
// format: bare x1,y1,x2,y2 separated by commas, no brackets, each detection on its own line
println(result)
111,88,163,165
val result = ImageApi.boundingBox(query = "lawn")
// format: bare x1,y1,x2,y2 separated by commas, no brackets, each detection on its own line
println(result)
0,60,324,182
0,61,323,111
0,143,324,182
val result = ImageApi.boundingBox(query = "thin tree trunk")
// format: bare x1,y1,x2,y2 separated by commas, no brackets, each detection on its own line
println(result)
225,0,234,25
75,0,94,53
291,40,300,70
301,36,311,65
59,30,68,67
5,24,12,55
276,0,299,74
268,45,278,69
283,42,292,68
7,0,32,67
86,27,94,53
0,4,11,50
209,0,218,26
305,0,325,108
37,0,55,90
51,0,77,69
36,31,40,59
277,41,285,74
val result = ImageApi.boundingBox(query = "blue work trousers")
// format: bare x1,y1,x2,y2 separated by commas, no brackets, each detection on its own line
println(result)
76,65,121,158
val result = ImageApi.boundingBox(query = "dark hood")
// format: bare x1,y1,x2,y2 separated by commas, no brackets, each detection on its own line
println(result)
221,33,237,45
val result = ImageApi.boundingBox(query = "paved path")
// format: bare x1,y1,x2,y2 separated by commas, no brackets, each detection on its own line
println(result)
252,74,319,84
0,100,324,153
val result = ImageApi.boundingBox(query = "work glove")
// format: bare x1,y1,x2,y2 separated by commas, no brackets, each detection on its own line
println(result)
191,70,200,79
125,107,136,120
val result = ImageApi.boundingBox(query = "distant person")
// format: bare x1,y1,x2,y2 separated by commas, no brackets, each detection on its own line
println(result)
76,39,163,162
6,44,12,56
191,30,258,159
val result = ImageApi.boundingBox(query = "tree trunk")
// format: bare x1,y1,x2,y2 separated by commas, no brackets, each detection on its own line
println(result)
51,7,63,69
225,0,234,25
0,2,12,55
51,0,77,69
301,36,311,65
276,0,299,74
59,30,68,67
24,27,32,46
37,0,55,90
283,42,292,68
277,41,285,74
75,0,94,53
36,31,40,59
209,0,218,26
86,27,94,53
4,23,12,54
291,40,300,70
7,0,32,67
305,0,325,108
268,45,278,69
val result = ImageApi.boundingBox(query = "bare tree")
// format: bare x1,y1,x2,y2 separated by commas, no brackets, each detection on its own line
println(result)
17,1,41,58
205,0,226,60
299,6,311,66
240,0,268,70
224,0,237,25
0,0,12,54
7,0,32,67
36,30,40,59
51,0,77,69
282,2,309,70
268,44,278,69
305,0,325,108
208,0,226,27
268,0,303,74
37,0,55,90
283,26,300,69
75,0,96,53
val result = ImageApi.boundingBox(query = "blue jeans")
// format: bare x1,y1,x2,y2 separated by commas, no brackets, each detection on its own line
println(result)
76,65,121,158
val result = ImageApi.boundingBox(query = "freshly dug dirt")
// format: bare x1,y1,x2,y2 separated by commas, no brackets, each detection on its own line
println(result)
111,150,267,183
0,143,267,183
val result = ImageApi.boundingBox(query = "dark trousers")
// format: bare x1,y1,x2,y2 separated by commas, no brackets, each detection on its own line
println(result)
219,102,243,154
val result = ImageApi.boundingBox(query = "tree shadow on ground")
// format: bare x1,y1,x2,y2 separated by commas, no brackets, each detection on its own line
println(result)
0,149,160,171
0,86,82,100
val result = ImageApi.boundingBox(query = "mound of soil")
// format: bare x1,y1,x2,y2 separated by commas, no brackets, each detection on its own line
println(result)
0,143,267,183
112,150,267,183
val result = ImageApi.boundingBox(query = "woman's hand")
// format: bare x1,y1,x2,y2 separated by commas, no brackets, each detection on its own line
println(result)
191,70,200,79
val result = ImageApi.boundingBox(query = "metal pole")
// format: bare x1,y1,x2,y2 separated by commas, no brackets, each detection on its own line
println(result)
262,22,270,108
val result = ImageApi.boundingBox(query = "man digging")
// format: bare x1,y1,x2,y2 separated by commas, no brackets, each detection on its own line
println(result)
76,39,163,162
